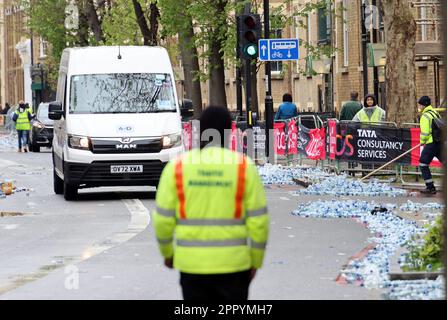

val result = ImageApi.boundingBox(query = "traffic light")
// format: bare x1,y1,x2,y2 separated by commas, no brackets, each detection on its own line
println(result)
237,13,262,60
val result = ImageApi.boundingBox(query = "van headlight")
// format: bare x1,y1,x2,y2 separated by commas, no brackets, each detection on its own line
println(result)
68,135,91,150
162,133,182,149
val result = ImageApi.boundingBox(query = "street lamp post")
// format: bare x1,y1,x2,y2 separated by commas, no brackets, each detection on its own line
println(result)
264,0,273,162
361,1,369,97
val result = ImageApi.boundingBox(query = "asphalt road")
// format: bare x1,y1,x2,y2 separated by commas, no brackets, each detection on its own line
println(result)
0,149,403,300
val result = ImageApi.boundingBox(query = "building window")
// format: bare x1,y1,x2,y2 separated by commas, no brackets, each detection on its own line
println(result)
307,14,312,46
271,29,283,73
317,7,328,44
39,38,48,58
342,0,349,67
421,0,427,41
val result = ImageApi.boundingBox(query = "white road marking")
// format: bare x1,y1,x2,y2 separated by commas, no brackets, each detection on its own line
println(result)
0,199,152,295
280,197,290,201
0,224,19,230
87,199,151,257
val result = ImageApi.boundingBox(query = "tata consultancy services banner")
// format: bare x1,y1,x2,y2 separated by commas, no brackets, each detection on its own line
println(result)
331,122,413,164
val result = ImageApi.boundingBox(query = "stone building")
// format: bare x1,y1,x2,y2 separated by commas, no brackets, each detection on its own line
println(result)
212,0,444,118
0,0,48,109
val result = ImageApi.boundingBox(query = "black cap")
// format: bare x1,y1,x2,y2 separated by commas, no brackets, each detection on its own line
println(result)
199,106,232,149
418,96,431,107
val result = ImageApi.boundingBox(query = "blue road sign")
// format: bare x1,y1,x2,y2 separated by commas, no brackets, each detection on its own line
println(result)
259,38,299,62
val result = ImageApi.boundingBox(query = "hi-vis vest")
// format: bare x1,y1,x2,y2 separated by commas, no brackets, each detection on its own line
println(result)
357,107,385,123
420,105,441,145
153,147,269,274
15,109,31,131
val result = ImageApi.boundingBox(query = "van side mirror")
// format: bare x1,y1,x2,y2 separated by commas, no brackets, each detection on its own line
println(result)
48,101,63,120
180,99,194,118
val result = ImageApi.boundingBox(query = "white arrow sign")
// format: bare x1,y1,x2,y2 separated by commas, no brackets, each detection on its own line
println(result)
261,45,267,56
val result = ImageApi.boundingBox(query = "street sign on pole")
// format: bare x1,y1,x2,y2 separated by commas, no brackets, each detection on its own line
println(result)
259,38,299,61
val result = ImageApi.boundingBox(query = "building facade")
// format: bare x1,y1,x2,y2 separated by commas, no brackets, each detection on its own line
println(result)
0,0,48,110
212,0,444,118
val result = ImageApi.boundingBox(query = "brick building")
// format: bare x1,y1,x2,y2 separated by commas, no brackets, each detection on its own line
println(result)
213,0,444,118
0,0,48,110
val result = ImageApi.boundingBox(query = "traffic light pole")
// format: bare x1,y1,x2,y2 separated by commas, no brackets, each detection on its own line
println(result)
361,1,369,98
245,59,252,129
264,0,273,162
236,15,243,117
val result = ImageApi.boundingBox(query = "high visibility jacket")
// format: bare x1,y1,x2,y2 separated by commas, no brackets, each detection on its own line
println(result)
14,109,32,131
357,106,386,123
420,105,440,145
153,147,269,275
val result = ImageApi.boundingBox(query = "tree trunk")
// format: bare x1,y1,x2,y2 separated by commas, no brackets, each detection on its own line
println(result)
132,0,152,46
179,19,203,118
382,0,417,125
85,0,104,43
77,3,90,46
149,3,160,46
208,0,228,108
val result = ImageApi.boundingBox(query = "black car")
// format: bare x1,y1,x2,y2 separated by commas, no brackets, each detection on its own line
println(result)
30,103,54,152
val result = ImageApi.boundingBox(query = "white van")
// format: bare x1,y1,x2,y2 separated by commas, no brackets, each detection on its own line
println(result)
49,46,184,200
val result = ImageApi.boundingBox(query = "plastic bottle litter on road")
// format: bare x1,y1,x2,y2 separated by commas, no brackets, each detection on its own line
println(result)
291,200,445,300
295,176,407,197
258,164,331,185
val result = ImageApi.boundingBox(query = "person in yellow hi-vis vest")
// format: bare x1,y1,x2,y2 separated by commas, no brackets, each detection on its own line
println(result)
352,94,386,123
12,101,33,152
153,106,269,300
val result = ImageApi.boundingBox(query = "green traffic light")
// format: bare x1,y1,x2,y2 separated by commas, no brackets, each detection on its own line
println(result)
244,44,257,57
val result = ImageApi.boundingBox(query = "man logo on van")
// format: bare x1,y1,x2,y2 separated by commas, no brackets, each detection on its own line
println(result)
116,137,137,150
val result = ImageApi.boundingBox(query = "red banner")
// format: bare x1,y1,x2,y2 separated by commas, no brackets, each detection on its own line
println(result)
328,119,337,160
410,128,442,167
274,122,286,155
305,127,326,160
287,119,298,155
182,122,192,150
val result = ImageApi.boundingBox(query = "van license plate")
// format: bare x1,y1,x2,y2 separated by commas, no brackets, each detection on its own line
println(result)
110,165,143,174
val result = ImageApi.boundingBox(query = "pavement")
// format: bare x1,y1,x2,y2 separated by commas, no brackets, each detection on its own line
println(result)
0,148,443,300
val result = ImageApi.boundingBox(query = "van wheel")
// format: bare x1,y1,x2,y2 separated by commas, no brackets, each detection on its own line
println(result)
64,182,78,201
54,169,64,195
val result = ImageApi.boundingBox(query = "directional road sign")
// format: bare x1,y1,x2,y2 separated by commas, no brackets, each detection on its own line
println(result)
258,38,299,62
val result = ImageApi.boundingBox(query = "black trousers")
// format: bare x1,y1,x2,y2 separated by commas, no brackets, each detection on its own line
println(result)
180,270,251,301
420,142,443,186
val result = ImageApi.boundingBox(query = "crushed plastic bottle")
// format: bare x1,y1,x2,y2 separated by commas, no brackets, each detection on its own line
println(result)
291,199,444,299
295,176,407,197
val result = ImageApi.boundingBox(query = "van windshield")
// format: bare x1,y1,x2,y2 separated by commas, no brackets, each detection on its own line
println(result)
69,73,177,114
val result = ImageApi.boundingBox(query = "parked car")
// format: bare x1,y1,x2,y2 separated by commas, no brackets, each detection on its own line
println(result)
30,102,54,152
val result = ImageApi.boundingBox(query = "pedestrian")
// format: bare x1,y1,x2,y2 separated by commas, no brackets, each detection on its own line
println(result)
418,96,443,194
12,101,33,152
274,93,298,121
352,94,386,123
339,92,362,121
0,103,11,115
153,106,269,301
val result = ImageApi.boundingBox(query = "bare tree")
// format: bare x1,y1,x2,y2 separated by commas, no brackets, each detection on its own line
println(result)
85,0,104,43
179,18,203,117
132,0,159,46
208,0,228,108
382,0,417,125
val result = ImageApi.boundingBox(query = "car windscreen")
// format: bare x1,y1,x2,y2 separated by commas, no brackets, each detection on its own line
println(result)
37,104,52,122
69,73,177,114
